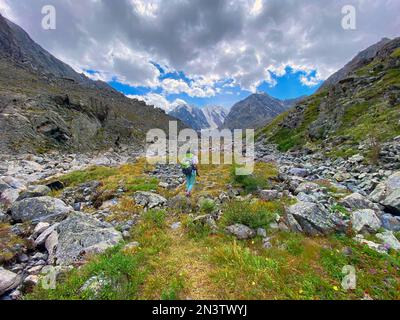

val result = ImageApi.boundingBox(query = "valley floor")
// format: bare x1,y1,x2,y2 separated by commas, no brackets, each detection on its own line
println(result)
11,152,397,301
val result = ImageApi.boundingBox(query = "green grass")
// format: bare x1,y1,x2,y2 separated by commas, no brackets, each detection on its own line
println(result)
220,200,278,230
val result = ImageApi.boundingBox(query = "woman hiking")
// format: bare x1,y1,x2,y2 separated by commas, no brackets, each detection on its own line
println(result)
181,150,199,197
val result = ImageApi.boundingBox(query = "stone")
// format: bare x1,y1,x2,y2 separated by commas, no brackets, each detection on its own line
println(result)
17,185,51,201
0,267,21,296
0,210,9,223
369,171,400,214
1,177,26,190
167,194,191,211
133,191,167,209
171,222,182,230
380,214,400,232
124,242,140,251
55,212,122,266
259,190,279,201
34,223,59,246
226,224,256,240
351,209,382,233
262,237,273,249
11,196,73,223
353,235,388,254
376,231,400,251
80,276,110,298
340,193,380,211
45,230,59,264
288,168,309,177
348,154,365,164
158,182,169,189
333,172,351,182
257,228,267,238
33,222,50,237
0,188,20,209
286,201,345,236
294,182,320,195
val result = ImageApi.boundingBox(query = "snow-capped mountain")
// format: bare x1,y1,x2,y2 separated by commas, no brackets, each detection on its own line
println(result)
169,104,228,131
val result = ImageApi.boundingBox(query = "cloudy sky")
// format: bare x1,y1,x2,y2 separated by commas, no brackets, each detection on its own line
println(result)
1,0,399,111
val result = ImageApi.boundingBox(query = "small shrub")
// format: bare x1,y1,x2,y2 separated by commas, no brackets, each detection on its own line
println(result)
199,198,216,214
220,200,276,229
143,210,167,228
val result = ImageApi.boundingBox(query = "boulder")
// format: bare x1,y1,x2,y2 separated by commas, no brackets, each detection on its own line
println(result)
167,194,192,211
226,224,256,240
286,201,346,236
133,191,167,209
34,223,59,246
0,268,21,296
294,182,320,195
0,188,20,209
351,209,382,233
17,185,51,201
376,231,400,251
259,190,279,201
1,177,26,191
340,193,380,211
11,196,73,223
288,168,309,177
369,171,400,214
55,212,122,266
380,214,400,232
353,235,388,254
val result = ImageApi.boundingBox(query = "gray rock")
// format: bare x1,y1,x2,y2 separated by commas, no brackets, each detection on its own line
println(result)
11,196,73,223
133,191,167,209
171,222,182,230
376,231,400,251
226,224,256,240
167,194,191,211
34,223,59,246
340,193,380,211
80,275,110,298
259,190,279,201
0,268,21,296
369,171,400,214
257,228,267,238
294,182,320,195
288,168,309,177
17,185,51,201
55,212,122,266
381,214,400,232
33,222,50,237
286,201,345,236
0,188,20,209
351,209,382,233
354,235,388,254
45,230,59,264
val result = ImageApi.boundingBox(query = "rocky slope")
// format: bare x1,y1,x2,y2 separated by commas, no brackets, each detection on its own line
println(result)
222,93,301,130
0,14,184,155
168,104,227,131
258,37,400,159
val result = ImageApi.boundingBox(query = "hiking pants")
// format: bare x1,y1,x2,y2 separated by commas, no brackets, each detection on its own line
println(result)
186,171,196,193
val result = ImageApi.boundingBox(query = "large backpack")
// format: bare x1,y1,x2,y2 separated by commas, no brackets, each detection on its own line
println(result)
181,155,194,176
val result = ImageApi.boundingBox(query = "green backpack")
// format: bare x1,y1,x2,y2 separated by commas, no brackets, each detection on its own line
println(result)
181,154,194,175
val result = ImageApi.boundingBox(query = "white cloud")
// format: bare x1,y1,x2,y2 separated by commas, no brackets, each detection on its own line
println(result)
127,93,186,112
2,0,399,98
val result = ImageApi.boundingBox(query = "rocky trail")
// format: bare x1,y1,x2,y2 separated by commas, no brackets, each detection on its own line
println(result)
1,139,400,300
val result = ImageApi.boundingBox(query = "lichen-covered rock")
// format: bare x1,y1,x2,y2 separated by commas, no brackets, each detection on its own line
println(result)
376,231,400,251
133,191,167,209
11,196,73,223
226,224,256,240
294,182,320,195
55,212,122,266
380,214,400,232
286,201,346,236
17,185,51,201
351,209,382,233
259,190,279,201
0,267,21,296
369,171,400,214
340,193,380,211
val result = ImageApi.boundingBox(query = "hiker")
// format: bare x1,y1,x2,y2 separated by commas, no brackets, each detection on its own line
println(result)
181,150,199,197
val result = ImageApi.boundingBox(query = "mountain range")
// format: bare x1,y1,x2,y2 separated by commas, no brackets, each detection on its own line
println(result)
168,104,227,131
222,93,304,130
0,14,184,155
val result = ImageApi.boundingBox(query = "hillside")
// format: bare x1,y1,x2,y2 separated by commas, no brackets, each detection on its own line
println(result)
258,37,400,160
0,14,184,155
222,93,300,130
